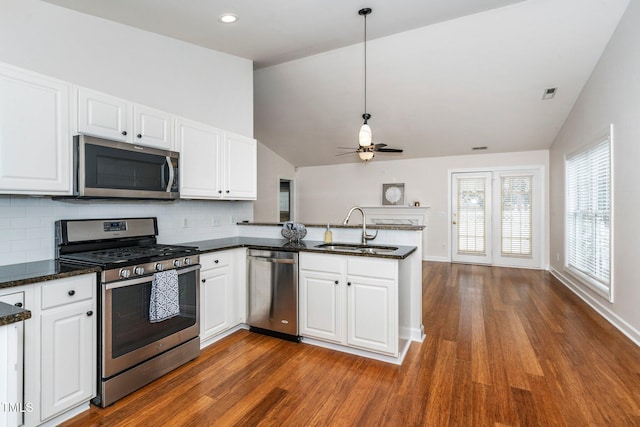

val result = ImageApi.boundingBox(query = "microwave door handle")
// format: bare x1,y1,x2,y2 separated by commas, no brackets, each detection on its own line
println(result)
165,156,175,192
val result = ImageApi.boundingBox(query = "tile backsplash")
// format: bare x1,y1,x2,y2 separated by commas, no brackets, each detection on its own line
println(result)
0,195,252,266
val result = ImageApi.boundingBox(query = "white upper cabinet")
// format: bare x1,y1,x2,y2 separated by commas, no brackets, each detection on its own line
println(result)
77,88,129,142
0,62,72,195
177,118,223,199
225,132,257,199
177,118,256,200
133,105,173,150
77,87,173,150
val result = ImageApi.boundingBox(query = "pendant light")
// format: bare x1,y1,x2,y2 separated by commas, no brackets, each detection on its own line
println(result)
358,7,373,148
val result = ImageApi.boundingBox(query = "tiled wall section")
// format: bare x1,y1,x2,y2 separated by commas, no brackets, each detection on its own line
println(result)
0,195,253,267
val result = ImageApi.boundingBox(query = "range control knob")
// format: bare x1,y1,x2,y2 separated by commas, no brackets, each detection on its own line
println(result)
155,263,164,272
184,257,192,266
119,269,131,278
173,259,182,268
134,266,145,275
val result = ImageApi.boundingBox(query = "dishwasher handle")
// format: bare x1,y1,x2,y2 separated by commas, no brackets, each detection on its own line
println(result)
249,256,297,264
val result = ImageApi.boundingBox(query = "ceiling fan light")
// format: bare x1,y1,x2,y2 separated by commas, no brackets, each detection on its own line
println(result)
359,123,372,147
359,151,374,161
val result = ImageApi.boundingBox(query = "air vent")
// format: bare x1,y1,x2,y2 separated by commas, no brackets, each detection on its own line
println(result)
542,87,557,100
472,146,488,151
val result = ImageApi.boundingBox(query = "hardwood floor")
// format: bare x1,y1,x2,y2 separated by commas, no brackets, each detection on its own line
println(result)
62,262,640,426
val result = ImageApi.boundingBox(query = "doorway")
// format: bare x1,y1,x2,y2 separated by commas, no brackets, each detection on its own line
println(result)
451,168,542,268
279,179,293,222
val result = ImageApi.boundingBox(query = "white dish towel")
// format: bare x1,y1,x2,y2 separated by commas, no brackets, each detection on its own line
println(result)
149,269,180,323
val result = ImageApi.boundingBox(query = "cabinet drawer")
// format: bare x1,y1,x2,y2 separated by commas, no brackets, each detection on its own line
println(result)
201,252,231,270
299,253,344,274
41,275,95,310
347,257,397,280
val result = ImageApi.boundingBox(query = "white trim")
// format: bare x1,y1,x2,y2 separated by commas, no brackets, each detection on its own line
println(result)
424,255,450,262
550,267,639,346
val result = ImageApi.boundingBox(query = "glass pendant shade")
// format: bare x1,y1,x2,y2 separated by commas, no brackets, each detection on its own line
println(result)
359,123,372,147
358,151,374,161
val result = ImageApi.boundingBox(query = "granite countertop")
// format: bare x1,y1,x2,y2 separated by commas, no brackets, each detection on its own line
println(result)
0,301,31,326
238,222,425,231
180,237,417,259
0,260,101,290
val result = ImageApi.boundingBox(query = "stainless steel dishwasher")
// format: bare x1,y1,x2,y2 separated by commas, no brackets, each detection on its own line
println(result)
247,249,300,341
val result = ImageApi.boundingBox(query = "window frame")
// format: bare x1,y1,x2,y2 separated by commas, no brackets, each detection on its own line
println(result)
564,125,614,302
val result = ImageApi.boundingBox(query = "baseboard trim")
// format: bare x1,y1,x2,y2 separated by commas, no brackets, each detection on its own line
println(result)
549,267,640,347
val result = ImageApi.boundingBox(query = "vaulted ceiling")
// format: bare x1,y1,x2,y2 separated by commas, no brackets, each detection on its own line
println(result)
43,0,630,167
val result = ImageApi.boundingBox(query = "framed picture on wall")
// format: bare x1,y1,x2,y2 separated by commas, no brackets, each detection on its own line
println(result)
382,183,405,206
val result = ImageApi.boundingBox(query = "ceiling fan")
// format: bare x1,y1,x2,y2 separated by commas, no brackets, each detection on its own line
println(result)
338,7,404,162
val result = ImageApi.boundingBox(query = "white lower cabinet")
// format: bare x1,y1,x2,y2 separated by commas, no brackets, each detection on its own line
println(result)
0,323,20,427
200,249,246,343
299,253,398,357
39,274,97,423
1,274,97,427
0,290,26,427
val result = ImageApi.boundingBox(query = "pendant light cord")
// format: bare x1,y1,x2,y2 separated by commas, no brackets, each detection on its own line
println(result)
363,11,367,116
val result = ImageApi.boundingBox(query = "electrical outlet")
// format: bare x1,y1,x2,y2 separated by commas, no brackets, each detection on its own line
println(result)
212,217,220,227
183,218,188,228
556,253,560,262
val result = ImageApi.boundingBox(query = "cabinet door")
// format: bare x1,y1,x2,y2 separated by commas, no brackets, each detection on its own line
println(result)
299,269,344,343
0,292,24,427
0,64,71,194
177,119,223,199
346,275,397,356
0,324,19,427
200,264,232,340
40,301,96,421
133,105,173,150
224,132,257,199
77,87,129,142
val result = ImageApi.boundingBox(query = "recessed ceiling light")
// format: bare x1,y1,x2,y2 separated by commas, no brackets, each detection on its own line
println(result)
218,13,238,24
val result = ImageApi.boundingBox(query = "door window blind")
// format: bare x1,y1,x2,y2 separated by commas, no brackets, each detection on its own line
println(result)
566,138,611,288
457,177,487,254
501,175,533,257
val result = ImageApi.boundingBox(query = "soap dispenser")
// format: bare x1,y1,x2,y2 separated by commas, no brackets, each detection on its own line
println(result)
324,224,333,244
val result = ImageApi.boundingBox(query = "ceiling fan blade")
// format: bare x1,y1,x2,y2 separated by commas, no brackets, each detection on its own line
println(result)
336,151,357,156
337,146,357,150
373,143,387,149
376,148,403,153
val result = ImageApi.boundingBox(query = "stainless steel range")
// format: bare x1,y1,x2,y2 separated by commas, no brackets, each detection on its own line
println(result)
56,217,201,407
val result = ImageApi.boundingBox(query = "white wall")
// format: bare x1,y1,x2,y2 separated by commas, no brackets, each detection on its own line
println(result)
549,1,640,343
0,196,253,267
0,0,253,136
295,150,549,262
253,142,296,223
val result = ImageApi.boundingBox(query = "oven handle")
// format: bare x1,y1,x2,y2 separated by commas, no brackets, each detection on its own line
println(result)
105,264,201,290
165,156,175,192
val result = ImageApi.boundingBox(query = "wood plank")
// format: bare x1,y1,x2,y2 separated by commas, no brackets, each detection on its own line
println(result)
60,262,640,426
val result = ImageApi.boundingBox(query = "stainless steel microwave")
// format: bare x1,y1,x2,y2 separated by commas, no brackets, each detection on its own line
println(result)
71,135,179,200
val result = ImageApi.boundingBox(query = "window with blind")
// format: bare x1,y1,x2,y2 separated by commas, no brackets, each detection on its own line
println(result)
566,133,612,299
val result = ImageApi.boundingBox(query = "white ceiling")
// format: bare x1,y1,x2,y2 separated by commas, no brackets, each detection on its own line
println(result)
42,0,630,167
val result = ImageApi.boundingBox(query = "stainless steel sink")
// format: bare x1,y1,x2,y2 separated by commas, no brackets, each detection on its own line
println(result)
314,243,399,254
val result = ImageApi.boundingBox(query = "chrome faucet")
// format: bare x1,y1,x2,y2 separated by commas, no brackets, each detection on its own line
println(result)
342,206,378,245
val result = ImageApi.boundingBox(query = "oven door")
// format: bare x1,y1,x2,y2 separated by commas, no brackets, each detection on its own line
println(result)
102,264,200,378
76,134,179,199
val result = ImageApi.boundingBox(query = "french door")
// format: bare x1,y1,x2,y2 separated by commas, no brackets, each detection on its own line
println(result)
451,169,541,268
